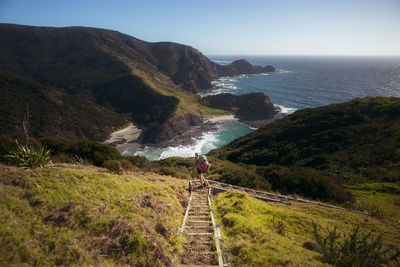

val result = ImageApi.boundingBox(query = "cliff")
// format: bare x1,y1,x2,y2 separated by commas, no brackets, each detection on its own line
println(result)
0,23,275,144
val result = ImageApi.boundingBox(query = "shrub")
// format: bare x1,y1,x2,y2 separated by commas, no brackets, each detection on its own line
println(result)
126,155,153,170
156,166,190,179
346,200,383,217
40,138,121,166
312,222,400,266
260,165,354,203
119,159,136,171
72,154,92,165
103,160,123,174
4,140,51,168
52,153,74,163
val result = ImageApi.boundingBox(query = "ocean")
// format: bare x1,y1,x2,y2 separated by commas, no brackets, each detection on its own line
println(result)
126,56,400,160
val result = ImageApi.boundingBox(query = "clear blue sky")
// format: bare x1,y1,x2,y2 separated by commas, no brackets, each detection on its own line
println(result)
1,0,399,56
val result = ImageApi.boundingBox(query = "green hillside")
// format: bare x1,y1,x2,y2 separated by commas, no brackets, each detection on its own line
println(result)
0,24,274,144
208,97,400,201
0,71,127,141
0,164,189,266
212,187,400,266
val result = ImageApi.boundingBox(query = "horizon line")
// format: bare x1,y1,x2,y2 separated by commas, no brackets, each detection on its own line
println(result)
205,54,400,57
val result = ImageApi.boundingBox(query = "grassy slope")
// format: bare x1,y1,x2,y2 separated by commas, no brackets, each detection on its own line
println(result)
204,97,400,203
212,97,400,182
213,185,400,266
0,71,128,141
0,164,189,266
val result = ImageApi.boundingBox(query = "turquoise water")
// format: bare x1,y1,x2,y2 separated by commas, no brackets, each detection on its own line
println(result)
125,56,400,160
123,121,252,161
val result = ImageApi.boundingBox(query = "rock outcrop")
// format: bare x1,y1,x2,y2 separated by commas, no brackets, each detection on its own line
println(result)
223,59,275,75
200,92,278,121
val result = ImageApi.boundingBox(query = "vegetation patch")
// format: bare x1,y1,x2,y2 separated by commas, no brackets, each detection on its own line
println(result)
212,190,400,266
208,97,400,203
312,222,399,266
0,71,127,141
0,164,189,266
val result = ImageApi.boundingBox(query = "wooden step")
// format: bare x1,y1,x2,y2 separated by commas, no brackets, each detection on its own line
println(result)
186,222,212,227
185,226,212,232
178,264,218,267
185,232,213,236
187,220,212,223
188,214,209,218
189,215,209,219
180,253,218,265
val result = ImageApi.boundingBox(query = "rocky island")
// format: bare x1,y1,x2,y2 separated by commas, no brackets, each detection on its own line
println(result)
200,92,282,128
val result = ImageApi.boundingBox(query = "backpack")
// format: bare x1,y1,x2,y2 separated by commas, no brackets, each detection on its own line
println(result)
199,155,208,164
197,155,211,173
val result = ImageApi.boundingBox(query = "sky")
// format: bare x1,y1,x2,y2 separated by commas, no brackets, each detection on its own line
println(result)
1,0,400,56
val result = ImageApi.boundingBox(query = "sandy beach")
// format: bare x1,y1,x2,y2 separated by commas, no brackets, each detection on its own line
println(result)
104,123,142,153
204,115,239,123
105,115,243,154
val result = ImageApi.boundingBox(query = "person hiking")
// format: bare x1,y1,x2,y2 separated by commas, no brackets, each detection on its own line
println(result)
192,153,210,187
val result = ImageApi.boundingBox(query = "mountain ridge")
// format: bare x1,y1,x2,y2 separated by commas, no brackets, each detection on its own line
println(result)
0,23,275,143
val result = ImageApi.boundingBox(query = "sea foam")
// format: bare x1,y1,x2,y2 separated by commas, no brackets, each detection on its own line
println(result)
132,131,219,161
276,105,297,114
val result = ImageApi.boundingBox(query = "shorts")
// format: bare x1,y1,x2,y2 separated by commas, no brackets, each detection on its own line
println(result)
197,169,202,174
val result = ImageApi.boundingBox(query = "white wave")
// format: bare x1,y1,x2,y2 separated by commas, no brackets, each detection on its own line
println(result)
276,104,297,114
199,87,238,97
212,60,232,65
276,69,293,74
133,130,220,161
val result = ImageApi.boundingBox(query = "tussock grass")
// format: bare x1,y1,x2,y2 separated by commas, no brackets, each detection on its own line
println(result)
0,164,189,266
212,187,400,266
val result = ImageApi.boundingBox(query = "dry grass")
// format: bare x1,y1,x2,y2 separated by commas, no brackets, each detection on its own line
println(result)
0,163,189,266
212,188,400,266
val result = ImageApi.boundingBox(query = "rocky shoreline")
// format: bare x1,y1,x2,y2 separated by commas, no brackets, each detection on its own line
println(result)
103,123,143,153
104,112,286,155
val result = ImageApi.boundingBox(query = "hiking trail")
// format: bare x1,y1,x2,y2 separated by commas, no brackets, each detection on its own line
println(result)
177,178,367,266
178,180,223,267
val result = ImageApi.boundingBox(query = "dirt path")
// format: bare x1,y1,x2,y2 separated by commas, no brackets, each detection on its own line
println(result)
179,181,219,266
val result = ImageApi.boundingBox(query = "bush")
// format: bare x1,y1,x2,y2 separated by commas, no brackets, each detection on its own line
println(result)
103,159,137,174
52,153,74,163
103,160,123,174
4,140,51,168
40,138,121,166
125,155,153,170
154,157,194,179
312,222,400,266
0,134,41,162
157,166,179,177
207,159,271,191
259,164,354,203
119,159,136,171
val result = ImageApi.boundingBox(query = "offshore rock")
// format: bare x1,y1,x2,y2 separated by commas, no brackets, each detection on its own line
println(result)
200,92,278,121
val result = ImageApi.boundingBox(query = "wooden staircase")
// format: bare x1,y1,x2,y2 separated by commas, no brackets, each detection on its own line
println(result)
177,177,367,266
178,181,223,267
